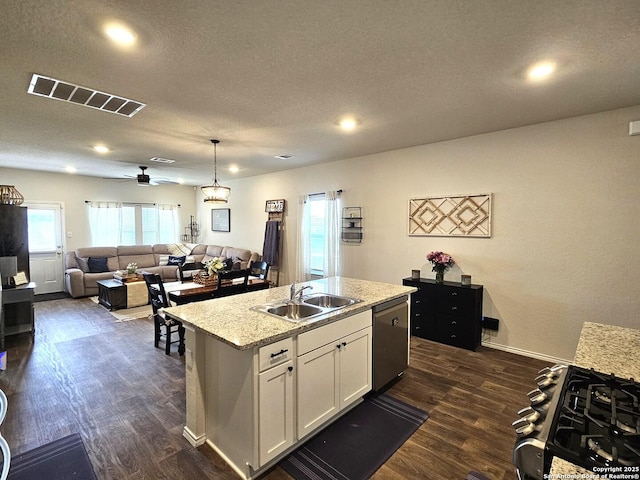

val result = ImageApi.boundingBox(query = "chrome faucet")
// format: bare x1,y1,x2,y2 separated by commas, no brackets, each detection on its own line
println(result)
290,284,313,302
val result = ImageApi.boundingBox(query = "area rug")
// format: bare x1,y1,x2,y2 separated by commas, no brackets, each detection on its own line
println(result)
7,432,98,480
90,296,152,322
280,393,429,480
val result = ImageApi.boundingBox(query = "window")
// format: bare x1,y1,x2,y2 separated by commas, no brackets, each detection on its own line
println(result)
308,196,327,276
296,191,341,280
88,202,178,246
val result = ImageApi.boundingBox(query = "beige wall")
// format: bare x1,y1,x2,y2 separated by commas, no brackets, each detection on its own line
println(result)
0,169,197,251
2,105,638,361
197,105,640,362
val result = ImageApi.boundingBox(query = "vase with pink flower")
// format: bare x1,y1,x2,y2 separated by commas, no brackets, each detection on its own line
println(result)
426,251,455,284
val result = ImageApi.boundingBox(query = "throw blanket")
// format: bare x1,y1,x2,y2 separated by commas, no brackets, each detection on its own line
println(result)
262,220,280,266
127,281,148,308
167,243,198,256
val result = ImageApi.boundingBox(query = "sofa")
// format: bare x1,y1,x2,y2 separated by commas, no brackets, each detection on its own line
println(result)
64,243,261,298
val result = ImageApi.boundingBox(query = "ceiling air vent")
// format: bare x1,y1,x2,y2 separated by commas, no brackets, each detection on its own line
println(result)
27,73,146,118
274,154,294,160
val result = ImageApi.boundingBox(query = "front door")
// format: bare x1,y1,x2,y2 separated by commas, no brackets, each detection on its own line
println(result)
26,202,65,294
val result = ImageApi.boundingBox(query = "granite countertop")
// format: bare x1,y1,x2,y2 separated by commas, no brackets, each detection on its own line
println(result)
550,321,640,477
163,276,416,350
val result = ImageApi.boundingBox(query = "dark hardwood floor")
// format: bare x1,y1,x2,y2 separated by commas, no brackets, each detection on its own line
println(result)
0,297,548,479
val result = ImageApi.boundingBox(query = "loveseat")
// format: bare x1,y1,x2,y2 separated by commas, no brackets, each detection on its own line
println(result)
64,243,261,298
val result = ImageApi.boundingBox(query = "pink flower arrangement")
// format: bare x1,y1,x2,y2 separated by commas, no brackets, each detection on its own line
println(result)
426,251,455,273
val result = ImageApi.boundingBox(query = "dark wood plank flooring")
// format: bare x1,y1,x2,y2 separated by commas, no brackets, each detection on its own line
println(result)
0,297,549,479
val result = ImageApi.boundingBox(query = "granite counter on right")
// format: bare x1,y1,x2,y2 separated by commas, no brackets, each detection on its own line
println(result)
549,321,640,477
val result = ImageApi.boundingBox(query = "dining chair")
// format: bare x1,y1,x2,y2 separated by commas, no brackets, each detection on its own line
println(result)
142,272,185,355
215,268,250,298
249,261,270,280
0,389,10,480
178,262,202,283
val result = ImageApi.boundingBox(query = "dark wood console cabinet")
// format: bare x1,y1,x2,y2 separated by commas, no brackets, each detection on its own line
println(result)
402,277,483,351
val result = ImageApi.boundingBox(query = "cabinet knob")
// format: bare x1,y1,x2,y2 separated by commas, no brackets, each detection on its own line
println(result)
451,334,457,338
336,344,341,350
415,299,421,304
451,320,457,325
451,292,458,296
288,366,293,372
416,313,421,317
415,326,421,330
451,306,458,311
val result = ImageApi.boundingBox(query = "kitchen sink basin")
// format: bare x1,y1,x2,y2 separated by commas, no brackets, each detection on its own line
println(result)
266,303,324,320
251,292,361,323
302,293,359,308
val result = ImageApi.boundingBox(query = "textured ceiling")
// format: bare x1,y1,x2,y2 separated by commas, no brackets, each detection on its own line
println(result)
1,0,639,186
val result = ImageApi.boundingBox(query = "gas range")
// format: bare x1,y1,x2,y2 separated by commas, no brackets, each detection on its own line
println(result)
513,364,640,479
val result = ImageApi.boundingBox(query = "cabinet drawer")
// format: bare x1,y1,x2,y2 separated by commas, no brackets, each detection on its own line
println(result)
298,310,372,356
435,314,475,349
436,287,475,316
258,337,294,372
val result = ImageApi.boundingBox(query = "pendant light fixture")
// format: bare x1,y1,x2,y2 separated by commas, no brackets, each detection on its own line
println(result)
201,139,231,204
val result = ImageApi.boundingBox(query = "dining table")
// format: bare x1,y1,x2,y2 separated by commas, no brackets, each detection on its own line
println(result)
162,276,270,305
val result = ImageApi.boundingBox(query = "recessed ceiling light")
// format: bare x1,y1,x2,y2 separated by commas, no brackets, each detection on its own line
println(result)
339,117,358,131
104,22,137,46
527,61,556,81
93,145,110,154
229,165,239,173
65,166,77,173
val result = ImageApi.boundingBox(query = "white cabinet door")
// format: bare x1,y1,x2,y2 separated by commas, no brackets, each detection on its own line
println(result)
258,360,295,465
297,342,339,439
339,326,372,409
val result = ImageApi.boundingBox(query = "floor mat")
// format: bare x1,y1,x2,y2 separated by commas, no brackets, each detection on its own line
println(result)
8,432,97,480
280,392,429,480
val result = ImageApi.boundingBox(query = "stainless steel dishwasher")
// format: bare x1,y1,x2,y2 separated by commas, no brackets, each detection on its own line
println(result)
372,295,409,390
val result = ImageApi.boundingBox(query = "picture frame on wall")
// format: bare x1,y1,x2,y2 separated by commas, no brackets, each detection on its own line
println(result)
211,208,230,232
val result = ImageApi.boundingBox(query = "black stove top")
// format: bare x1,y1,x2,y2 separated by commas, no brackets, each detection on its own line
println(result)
547,365,640,470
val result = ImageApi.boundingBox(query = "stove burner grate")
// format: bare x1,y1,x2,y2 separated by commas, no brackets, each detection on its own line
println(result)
548,366,640,470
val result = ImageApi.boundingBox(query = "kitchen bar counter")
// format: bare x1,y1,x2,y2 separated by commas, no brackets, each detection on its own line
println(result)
550,322,640,477
164,276,415,350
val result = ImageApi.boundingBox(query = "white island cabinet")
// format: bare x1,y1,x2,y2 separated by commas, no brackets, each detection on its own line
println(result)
297,309,372,439
164,276,416,480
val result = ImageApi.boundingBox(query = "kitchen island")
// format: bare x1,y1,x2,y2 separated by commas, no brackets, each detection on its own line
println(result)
164,276,415,480
550,322,640,477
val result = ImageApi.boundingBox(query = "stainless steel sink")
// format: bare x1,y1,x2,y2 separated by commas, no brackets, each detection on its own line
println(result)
251,292,361,323
266,303,324,320
302,293,359,308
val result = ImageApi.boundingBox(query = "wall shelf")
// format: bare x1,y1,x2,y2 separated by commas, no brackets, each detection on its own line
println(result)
342,207,362,243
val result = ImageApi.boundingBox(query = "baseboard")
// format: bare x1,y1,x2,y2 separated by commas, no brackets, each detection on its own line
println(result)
182,426,206,447
481,340,572,365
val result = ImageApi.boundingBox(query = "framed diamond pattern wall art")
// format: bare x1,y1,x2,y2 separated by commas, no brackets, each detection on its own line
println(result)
408,193,492,237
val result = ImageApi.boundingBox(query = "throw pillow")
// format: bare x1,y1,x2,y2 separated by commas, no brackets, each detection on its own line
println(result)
168,255,186,266
76,257,89,273
158,254,170,266
88,257,109,273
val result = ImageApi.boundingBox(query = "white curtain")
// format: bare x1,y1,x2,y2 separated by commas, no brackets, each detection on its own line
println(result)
295,194,311,282
156,204,179,244
324,190,341,277
88,201,122,246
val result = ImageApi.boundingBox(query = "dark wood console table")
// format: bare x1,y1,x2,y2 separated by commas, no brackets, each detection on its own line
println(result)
402,277,483,351
1,282,36,350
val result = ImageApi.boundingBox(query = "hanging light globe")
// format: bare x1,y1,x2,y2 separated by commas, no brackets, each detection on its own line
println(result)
201,139,231,203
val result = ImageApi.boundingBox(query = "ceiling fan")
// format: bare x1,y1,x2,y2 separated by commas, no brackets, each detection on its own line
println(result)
121,166,177,186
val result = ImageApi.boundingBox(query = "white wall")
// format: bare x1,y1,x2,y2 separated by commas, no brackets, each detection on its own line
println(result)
3,105,638,361
0,168,197,252
196,105,640,361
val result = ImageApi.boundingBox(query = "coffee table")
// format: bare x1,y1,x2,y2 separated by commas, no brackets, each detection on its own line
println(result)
96,279,148,310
